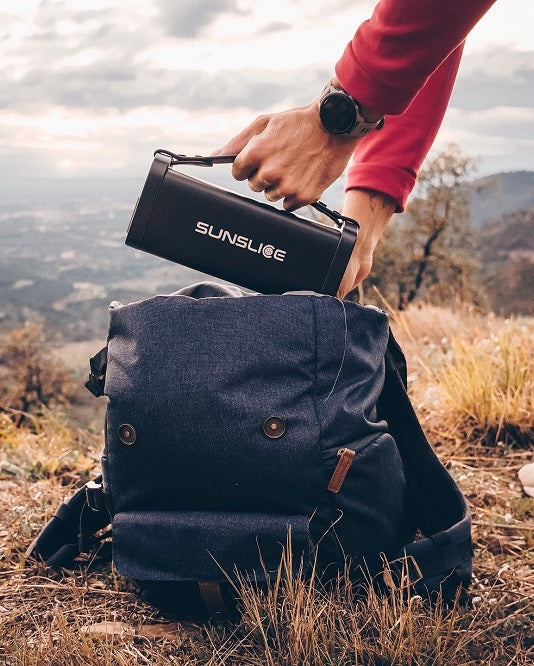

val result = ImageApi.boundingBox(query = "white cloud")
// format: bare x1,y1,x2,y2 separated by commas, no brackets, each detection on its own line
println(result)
463,0,534,54
436,106,534,174
156,0,244,38
1,0,533,179
452,47,534,110
0,105,263,178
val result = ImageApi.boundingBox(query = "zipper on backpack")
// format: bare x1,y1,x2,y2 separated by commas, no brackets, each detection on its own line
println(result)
327,447,355,493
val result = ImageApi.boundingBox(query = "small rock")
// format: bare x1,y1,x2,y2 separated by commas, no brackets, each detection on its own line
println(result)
518,462,534,498
80,621,135,640
81,621,195,642
0,462,23,477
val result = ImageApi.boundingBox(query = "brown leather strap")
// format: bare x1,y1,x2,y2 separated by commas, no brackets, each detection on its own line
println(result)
327,448,355,493
198,582,231,617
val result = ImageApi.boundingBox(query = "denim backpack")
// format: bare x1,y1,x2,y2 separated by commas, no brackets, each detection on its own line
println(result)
30,282,472,618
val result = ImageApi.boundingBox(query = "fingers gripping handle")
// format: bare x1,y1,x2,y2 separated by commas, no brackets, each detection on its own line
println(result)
153,149,358,230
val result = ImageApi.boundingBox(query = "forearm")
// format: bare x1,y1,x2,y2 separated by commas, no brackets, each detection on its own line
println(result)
337,44,465,296
345,43,465,212
336,0,496,115
337,188,396,298
345,188,396,257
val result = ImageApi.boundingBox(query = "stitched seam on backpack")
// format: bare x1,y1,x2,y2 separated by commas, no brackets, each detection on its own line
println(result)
102,411,114,502
323,298,348,402
310,297,327,490
311,297,345,562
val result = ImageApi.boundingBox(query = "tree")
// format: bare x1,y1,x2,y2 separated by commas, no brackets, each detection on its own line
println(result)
368,145,486,310
0,321,76,424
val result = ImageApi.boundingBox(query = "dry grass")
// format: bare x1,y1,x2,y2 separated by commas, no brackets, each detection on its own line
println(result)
0,307,533,665
0,409,100,482
435,321,533,446
217,566,532,665
388,304,534,448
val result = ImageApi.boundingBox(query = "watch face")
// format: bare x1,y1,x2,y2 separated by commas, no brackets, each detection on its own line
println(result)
320,92,357,134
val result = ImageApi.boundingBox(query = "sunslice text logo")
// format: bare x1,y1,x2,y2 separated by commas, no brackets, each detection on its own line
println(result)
194,222,286,262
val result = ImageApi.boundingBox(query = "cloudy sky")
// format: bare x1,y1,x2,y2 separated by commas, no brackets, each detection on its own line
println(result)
2,0,533,183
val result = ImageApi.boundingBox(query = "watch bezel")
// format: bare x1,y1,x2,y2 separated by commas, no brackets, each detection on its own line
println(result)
318,83,385,138
319,90,358,135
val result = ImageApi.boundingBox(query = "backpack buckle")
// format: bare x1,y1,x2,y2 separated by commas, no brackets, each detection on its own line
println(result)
85,480,106,512
85,346,108,397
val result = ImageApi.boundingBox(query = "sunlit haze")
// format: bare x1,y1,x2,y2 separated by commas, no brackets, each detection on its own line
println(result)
1,0,533,181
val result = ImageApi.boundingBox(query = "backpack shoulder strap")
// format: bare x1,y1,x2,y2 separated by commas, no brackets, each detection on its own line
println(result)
29,345,111,569
27,475,111,568
378,329,473,599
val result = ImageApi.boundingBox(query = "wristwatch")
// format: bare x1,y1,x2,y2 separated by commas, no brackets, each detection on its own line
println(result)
318,82,384,138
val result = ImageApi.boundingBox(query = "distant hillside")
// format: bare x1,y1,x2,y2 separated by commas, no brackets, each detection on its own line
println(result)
0,169,532,342
0,168,345,342
475,207,534,316
0,199,214,342
468,171,534,227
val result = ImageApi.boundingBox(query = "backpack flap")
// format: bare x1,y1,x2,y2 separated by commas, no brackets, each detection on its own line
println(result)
112,510,310,584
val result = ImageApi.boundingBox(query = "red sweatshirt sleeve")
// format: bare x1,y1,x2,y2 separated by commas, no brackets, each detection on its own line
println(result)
345,44,464,212
335,0,496,115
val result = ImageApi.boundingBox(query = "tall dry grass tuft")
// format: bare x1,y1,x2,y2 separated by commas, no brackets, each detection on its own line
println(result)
434,319,533,446
207,548,531,665
385,301,534,447
0,408,99,481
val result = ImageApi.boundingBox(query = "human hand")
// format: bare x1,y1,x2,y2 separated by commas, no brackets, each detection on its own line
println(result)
337,188,396,299
212,103,359,211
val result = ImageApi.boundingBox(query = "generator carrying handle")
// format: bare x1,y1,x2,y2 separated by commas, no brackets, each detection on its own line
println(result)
153,149,358,230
